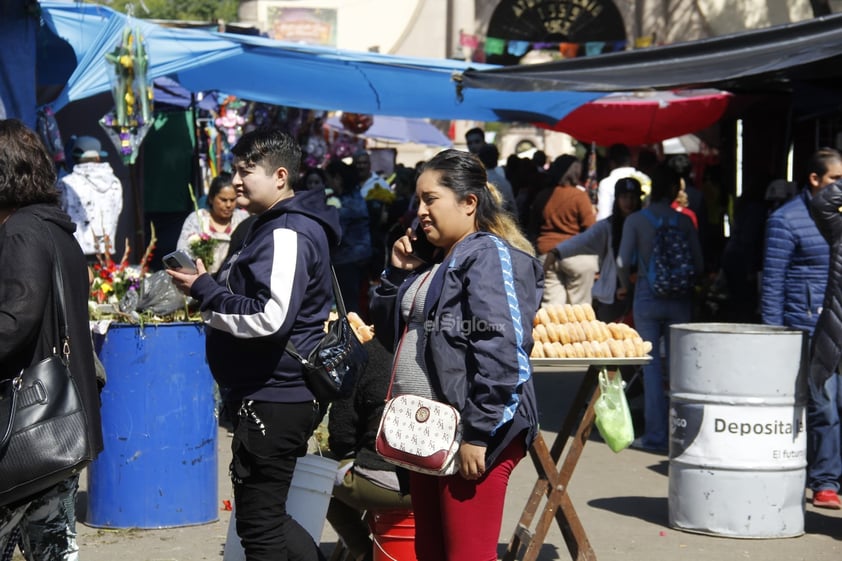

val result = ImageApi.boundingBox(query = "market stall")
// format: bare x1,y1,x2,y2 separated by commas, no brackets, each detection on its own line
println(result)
498,302,654,561
504,356,650,561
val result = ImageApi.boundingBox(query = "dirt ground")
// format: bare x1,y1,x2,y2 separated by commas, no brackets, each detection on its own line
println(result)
12,369,842,561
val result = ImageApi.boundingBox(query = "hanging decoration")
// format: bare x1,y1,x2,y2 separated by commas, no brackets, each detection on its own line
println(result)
100,12,153,165
214,96,247,147
299,111,329,168
340,112,374,134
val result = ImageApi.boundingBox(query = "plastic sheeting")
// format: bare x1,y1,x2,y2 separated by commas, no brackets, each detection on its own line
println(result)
39,1,602,123
458,13,842,100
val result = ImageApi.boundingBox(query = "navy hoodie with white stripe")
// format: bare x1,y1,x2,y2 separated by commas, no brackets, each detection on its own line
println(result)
190,188,341,403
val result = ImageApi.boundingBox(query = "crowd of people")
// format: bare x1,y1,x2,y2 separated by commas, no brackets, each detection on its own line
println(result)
2,114,842,561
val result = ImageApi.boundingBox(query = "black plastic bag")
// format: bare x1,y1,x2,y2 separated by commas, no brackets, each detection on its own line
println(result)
136,270,188,315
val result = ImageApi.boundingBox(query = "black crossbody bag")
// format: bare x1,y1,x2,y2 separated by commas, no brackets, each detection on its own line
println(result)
285,266,368,404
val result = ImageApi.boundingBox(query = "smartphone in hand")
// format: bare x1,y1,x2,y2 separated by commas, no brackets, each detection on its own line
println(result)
163,249,198,274
411,223,438,264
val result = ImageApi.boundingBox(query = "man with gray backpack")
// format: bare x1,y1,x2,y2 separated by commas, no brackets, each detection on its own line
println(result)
617,165,703,452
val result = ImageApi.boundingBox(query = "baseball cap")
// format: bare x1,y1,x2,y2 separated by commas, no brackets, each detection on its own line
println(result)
614,176,642,198
69,136,108,160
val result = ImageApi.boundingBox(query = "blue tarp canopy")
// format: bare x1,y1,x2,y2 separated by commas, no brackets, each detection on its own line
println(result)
39,1,602,122
40,2,240,112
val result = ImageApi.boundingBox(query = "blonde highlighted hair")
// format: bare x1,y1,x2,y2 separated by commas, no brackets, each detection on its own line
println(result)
485,182,535,256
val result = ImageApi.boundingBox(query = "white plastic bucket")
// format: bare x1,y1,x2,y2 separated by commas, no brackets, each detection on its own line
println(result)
223,453,339,560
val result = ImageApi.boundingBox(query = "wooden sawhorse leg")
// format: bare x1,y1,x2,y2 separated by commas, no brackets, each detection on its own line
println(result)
503,365,602,561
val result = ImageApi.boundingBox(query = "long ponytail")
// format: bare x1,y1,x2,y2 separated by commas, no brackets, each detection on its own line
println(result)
483,182,535,256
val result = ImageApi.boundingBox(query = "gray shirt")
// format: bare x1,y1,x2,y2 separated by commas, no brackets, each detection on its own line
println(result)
392,265,440,400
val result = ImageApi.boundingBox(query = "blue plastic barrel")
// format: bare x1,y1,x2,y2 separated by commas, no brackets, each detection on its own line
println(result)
87,322,218,528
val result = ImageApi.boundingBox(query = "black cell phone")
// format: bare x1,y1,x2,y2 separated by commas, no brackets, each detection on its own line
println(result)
163,249,198,274
411,223,438,264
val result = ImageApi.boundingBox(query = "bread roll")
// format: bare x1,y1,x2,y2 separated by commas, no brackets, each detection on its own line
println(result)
642,341,653,355
546,323,560,343
543,341,558,358
545,305,560,324
532,342,545,358
607,322,625,340
571,304,586,322
554,304,569,324
589,320,606,342
600,322,613,342
536,308,551,327
580,320,595,342
563,322,577,343
607,339,626,358
572,341,586,358
574,322,587,344
562,343,576,358
347,311,375,343
582,303,596,321
581,340,596,358
553,341,566,358
563,304,576,323
558,322,571,345
599,340,612,358
623,338,636,357
632,336,645,357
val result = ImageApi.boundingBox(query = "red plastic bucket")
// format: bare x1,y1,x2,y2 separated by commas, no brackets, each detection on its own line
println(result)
370,510,417,561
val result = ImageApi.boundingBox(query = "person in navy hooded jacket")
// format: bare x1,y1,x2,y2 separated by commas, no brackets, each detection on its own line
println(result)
370,149,542,561
168,127,340,561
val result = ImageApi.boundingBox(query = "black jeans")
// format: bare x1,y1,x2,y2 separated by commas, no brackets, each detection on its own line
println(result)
229,400,325,561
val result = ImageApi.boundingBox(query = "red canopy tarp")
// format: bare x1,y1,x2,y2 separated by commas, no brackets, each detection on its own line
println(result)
541,89,732,146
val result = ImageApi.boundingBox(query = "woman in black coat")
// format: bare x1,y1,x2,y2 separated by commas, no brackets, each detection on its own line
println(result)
0,119,103,559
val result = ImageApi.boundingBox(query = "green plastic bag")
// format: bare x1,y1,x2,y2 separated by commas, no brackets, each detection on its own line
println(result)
593,368,634,452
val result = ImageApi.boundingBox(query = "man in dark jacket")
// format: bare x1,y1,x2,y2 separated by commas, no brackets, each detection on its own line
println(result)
168,128,341,561
804,150,842,510
776,148,842,509
0,119,103,559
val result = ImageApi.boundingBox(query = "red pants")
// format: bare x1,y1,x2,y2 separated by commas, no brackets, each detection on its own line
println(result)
408,436,526,561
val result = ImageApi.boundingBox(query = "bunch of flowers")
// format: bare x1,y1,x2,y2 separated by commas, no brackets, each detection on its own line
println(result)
90,253,143,307
89,235,148,319
186,183,219,269
188,231,218,269
88,223,194,325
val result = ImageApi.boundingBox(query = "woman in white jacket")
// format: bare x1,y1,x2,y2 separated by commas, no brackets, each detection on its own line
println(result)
543,177,643,322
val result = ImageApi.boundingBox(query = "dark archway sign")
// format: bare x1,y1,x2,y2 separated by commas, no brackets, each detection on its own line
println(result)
486,0,626,66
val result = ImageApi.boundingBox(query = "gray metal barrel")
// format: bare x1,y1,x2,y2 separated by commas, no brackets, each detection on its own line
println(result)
668,323,807,538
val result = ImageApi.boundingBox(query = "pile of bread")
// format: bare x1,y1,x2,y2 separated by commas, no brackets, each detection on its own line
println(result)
347,312,375,343
323,311,375,343
532,303,652,359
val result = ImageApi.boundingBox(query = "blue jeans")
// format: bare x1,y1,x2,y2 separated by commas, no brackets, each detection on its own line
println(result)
633,285,693,448
807,373,842,492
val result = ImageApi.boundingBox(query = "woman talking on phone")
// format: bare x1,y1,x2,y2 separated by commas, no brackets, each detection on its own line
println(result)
369,149,542,561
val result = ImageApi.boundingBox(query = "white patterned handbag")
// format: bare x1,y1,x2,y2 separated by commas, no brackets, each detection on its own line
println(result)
375,394,462,476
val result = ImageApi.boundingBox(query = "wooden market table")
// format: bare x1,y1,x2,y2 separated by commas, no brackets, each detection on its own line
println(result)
503,357,651,561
